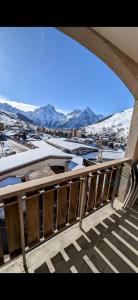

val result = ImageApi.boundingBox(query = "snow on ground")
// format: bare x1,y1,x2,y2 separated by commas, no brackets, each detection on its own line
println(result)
0,140,13,157
7,139,29,152
48,137,97,151
0,139,29,157
85,108,133,139
102,150,124,160
0,110,33,130
0,111,18,126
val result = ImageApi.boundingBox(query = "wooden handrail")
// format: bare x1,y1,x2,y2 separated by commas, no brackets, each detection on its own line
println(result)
0,158,131,201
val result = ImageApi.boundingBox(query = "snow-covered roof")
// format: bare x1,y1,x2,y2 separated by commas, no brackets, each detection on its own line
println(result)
0,146,72,175
25,140,84,170
48,138,97,152
102,150,125,160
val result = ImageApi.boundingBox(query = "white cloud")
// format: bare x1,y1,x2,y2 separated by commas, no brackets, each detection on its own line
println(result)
0,95,38,112
0,95,70,115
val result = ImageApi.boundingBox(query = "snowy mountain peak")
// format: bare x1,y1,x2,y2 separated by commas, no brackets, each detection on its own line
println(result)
0,97,105,129
83,107,94,113
0,102,17,114
36,104,55,111
60,107,104,129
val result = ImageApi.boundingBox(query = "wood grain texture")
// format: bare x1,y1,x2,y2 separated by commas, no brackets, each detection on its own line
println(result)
103,169,112,203
43,190,54,237
115,164,124,196
26,194,40,246
4,196,21,258
95,171,105,206
108,167,118,201
87,173,98,211
57,185,68,229
69,180,80,223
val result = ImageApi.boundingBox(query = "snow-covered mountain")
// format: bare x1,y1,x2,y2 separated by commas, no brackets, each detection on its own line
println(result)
61,107,103,129
85,108,133,139
0,110,35,128
23,105,67,128
0,98,105,129
0,102,35,125
0,97,133,136
24,106,104,128
0,102,19,114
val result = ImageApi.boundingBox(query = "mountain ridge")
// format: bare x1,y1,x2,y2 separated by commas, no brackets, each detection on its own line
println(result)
0,100,105,129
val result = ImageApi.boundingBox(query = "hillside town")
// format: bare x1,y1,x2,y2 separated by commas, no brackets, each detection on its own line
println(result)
0,103,129,190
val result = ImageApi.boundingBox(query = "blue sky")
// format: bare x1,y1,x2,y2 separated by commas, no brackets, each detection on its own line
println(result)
0,27,134,115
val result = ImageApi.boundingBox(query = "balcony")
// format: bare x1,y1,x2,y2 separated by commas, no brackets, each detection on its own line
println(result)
1,157,137,273
0,27,138,274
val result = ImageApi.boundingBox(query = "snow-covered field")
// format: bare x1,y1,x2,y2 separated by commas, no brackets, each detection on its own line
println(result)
85,108,133,139
0,138,29,157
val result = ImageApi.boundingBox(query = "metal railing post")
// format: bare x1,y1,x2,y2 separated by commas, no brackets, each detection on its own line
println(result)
18,194,27,271
79,176,87,229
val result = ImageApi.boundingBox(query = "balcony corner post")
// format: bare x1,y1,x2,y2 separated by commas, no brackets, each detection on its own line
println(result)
118,100,138,203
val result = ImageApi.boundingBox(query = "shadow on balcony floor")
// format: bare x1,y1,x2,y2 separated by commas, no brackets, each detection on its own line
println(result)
34,206,138,273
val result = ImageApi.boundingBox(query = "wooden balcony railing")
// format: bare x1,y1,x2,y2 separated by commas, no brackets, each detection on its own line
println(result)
0,158,130,269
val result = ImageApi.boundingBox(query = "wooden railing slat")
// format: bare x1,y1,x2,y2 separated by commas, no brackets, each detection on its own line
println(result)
77,178,83,217
4,197,21,258
57,185,68,229
26,194,40,246
43,190,54,237
87,173,98,211
108,167,118,201
69,180,80,223
103,169,112,203
115,164,124,197
95,171,105,206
